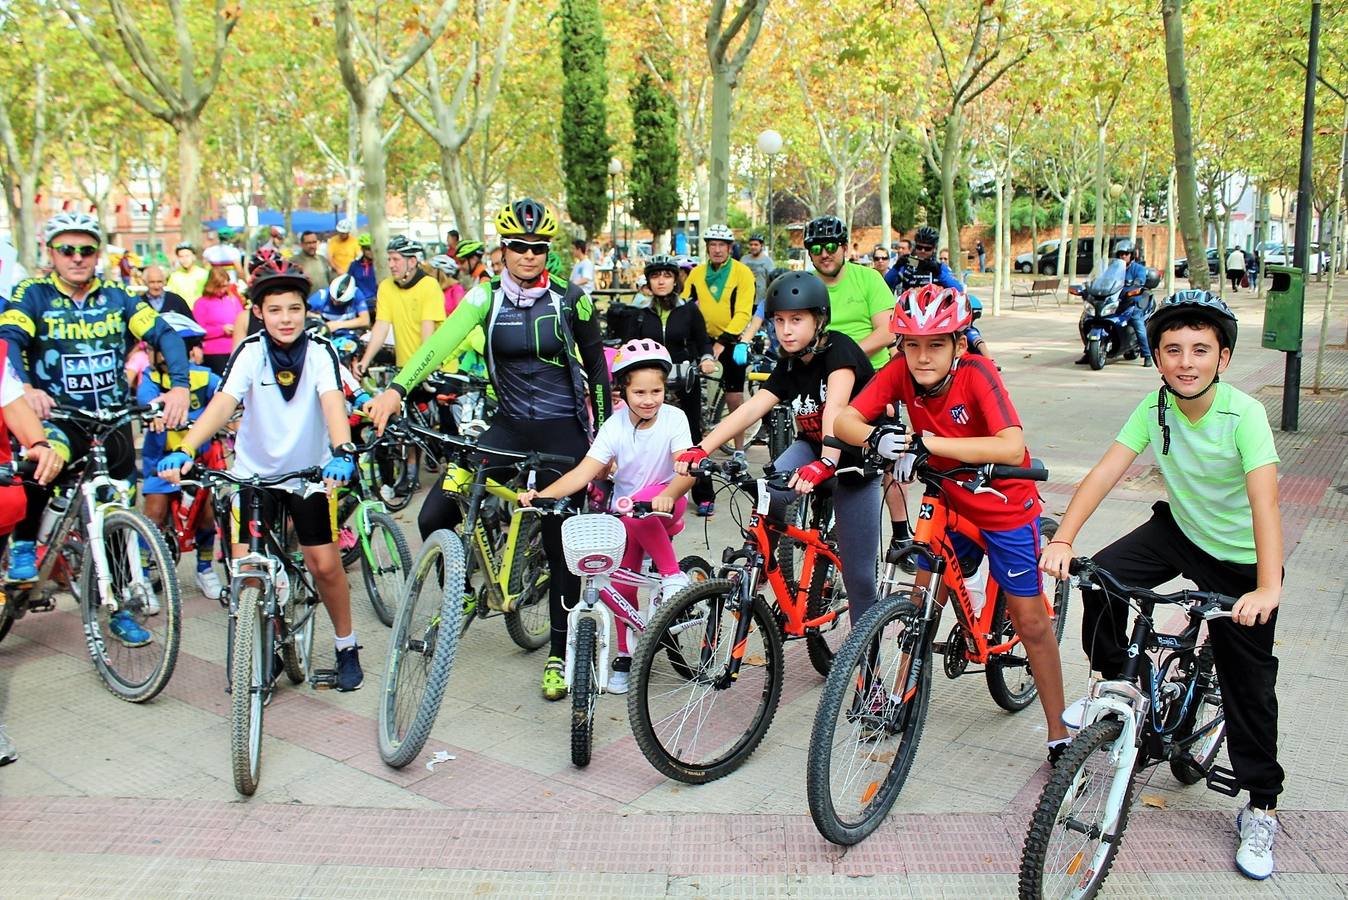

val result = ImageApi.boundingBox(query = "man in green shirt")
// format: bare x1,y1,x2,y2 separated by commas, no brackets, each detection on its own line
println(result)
802,216,893,368
166,242,209,306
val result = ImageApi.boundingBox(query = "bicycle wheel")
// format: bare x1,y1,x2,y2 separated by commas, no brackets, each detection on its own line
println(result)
806,596,931,845
628,579,784,784
767,404,794,460
230,588,267,796
378,530,465,768
986,517,1071,712
280,589,316,686
78,509,181,703
359,510,412,628
804,554,850,678
375,445,412,512
571,617,599,768
504,517,550,651
1019,717,1132,900
1169,645,1225,784
678,555,715,586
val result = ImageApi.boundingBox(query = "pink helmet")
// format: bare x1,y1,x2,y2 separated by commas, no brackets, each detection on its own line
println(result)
611,339,673,378
892,284,973,337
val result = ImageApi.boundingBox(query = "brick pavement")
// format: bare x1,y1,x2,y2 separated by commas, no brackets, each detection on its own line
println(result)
1,284,1345,897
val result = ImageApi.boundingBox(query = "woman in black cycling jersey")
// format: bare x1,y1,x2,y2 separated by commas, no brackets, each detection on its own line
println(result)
368,199,611,701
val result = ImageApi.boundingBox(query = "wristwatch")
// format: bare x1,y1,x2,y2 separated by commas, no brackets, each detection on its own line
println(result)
331,442,357,457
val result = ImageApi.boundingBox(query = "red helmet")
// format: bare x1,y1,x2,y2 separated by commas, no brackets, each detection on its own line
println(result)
891,284,973,336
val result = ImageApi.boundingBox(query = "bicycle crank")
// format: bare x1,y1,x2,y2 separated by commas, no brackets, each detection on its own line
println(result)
941,624,969,678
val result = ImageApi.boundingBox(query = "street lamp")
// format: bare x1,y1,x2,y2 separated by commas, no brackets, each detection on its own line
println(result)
757,129,783,255
608,157,623,252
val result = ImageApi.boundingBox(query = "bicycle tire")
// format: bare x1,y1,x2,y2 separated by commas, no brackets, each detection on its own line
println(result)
1019,717,1132,900
504,516,550,651
804,553,850,678
767,404,794,460
571,617,599,767
678,555,715,586
230,588,266,796
1169,645,1226,784
986,517,1071,712
78,509,181,703
375,446,412,512
627,580,784,784
280,589,316,686
359,510,412,628
0,601,13,644
378,530,465,769
806,596,931,845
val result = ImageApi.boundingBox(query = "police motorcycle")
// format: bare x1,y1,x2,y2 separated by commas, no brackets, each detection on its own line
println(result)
1069,258,1160,370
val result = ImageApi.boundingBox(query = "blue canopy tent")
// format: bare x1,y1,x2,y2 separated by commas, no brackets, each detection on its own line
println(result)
204,210,369,234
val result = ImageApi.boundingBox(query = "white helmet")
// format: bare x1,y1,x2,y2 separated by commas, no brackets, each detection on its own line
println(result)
328,273,358,306
335,218,353,234
703,224,734,243
429,254,459,276
44,212,102,246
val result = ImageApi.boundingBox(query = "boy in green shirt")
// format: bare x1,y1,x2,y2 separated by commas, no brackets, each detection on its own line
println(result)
1041,291,1284,881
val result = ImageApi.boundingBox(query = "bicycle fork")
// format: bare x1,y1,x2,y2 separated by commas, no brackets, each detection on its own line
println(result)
82,476,139,611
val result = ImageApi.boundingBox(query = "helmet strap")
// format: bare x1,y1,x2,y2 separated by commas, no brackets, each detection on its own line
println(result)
909,335,961,398
1155,374,1219,455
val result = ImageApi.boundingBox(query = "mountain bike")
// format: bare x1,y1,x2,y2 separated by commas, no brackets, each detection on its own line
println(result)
159,434,229,589
0,404,180,703
806,453,1069,845
627,454,880,784
1018,559,1234,899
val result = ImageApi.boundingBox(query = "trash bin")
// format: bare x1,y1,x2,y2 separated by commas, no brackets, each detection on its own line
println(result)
1261,265,1304,352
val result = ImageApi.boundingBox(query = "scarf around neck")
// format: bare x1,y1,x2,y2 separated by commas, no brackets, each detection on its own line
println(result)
264,329,309,401
500,267,551,308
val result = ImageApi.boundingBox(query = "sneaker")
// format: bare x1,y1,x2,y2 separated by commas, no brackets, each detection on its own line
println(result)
338,527,358,552
696,501,715,518
194,568,224,601
1073,354,1090,365
608,655,632,695
335,645,364,692
541,656,567,701
0,725,16,766
657,572,691,605
379,484,397,503
1062,697,1089,731
1235,805,1278,880
108,611,152,648
6,541,36,582
1142,356,1154,368
1047,740,1071,766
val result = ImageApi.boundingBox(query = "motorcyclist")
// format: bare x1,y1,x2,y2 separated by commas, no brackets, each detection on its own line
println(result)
1074,239,1153,368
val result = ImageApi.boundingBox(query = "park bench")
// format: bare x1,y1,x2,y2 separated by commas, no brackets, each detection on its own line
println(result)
1011,277,1061,310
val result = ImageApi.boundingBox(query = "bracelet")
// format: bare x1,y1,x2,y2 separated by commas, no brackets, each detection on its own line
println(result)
1047,540,1072,547
30,440,50,450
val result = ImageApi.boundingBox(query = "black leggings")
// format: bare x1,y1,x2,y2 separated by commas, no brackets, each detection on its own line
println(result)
416,416,590,658
17,421,136,542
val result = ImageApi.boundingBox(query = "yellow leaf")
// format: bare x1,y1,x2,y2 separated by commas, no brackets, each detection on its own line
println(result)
1141,794,1168,809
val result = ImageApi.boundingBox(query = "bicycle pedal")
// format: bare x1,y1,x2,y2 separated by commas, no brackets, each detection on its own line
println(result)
1205,764,1242,797
309,669,339,690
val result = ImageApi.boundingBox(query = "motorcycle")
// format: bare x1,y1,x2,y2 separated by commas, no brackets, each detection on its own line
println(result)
1069,259,1159,370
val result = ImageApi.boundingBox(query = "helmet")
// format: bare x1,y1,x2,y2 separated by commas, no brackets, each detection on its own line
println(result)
748,233,766,244
428,254,459,276
643,255,679,278
216,226,236,240
269,226,285,240
335,218,353,234
1112,239,1135,258
676,255,696,271
159,311,206,348
328,274,358,306
968,293,984,321
387,235,424,258
703,224,734,243
803,215,847,246
174,241,195,253
611,339,673,379
765,270,829,317
913,226,940,247
891,284,973,336
44,212,102,245
1146,289,1238,353
247,247,285,275
357,233,372,247
246,259,311,303
496,198,558,237
456,240,484,258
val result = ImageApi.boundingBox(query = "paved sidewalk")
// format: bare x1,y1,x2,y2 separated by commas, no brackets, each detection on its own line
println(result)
2,285,1346,897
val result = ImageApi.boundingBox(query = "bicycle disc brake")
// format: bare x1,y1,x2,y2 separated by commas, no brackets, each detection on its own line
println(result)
941,623,968,678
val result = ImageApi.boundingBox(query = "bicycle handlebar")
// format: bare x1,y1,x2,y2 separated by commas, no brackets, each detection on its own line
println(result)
1069,558,1238,614
200,467,326,491
52,403,162,429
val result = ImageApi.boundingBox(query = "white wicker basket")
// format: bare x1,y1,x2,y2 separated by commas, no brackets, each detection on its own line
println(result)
561,514,628,577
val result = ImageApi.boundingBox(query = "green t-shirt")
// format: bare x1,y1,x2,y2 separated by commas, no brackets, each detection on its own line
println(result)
1114,382,1278,564
826,262,894,368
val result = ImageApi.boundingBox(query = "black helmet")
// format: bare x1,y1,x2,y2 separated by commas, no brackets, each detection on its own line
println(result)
765,270,830,316
643,254,679,278
1112,239,1135,259
246,259,311,303
1146,289,1238,352
914,225,940,247
748,232,766,244
803,215,847,246
387,235,424,258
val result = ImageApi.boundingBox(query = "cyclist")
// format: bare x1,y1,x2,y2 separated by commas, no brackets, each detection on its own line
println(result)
1040,291,1284,880
356,237,444,376
327,218,360,275
366,198,611,701
834,283,1070,761
428,254,466,315
346,235,377,302
307,273,370,339
741,232,775,303
157,261,364,691
519,339,696,694
455,240,490,285
677,271,881,624
683,224,757,463
136,313,224,601
166,242,209,307
0,212,191,590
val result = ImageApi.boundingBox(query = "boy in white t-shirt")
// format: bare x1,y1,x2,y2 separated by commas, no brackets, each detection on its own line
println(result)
520,340,696,693
157,262,364,691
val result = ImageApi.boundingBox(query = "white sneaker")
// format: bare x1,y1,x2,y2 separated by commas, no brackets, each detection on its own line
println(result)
607,669,630,695
195,568,224,601
1061,697,1089,731
657,572,691,606
1235,805,1278,880
379,484,397,502
0,724,16,766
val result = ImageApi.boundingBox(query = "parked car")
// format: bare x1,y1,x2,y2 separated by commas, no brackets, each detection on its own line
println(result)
1262,242,1327,275
1016,240,1059,274
1038,236,1143,276
1173,247,1223,279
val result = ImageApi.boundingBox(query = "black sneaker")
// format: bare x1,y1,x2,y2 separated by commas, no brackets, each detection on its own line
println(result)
1142,356,1154,368
1073,354,1090,365
335,645,364,692
1048,741,1070,766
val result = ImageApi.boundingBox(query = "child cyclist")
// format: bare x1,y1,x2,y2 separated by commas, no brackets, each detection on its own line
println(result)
156,261,365,691
136,312,225,602
519,339,696,694
833,283,1069,760
1040,290,1284,880
676,271,882,626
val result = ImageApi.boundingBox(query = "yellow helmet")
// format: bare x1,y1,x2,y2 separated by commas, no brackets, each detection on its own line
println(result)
495,198,558,238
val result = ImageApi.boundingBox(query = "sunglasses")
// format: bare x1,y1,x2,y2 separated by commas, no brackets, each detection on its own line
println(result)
807,242,842,256
914,244,935,252
503,239,550,256
53,244,99,259
873,254,890,261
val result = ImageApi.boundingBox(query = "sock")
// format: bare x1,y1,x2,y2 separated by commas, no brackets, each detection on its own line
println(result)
892,520,910,541
1249,793,1278,812
334,632,357,651
195,530,216,572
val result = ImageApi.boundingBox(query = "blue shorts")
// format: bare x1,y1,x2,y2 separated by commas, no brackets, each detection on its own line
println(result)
141,450,178,495
919,518,1043,597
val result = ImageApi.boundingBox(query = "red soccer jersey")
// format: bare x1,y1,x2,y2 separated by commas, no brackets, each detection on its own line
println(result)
851,354,1041,530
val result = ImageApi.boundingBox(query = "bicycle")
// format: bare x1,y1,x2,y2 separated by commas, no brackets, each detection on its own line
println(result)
356,364,417,511
159,433,229,589
1018,559,1234,899
626,454,879,784
806,452,1069,845
0,404,180,703
205,466,338,796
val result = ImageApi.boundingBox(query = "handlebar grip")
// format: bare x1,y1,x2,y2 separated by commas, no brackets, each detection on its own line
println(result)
821,435,858,452
988,464,1048,482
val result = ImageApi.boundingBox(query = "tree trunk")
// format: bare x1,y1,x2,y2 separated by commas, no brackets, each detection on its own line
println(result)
1093,121,1108,274
1029,185,1039,276
1002,160,1013,294
939,108,964,263
1312,99,1347,391
14,171,38,271
992,169,1004,315
357,100,391,279
1057,185,1072,278
1161,0,1210,290
442,150,478,241
176,115,204,246
1255,182,1268,298
1166,167,1178,296
878,133,893,250
707,70,734,225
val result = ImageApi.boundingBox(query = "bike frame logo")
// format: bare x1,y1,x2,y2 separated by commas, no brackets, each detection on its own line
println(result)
918,503,934,520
